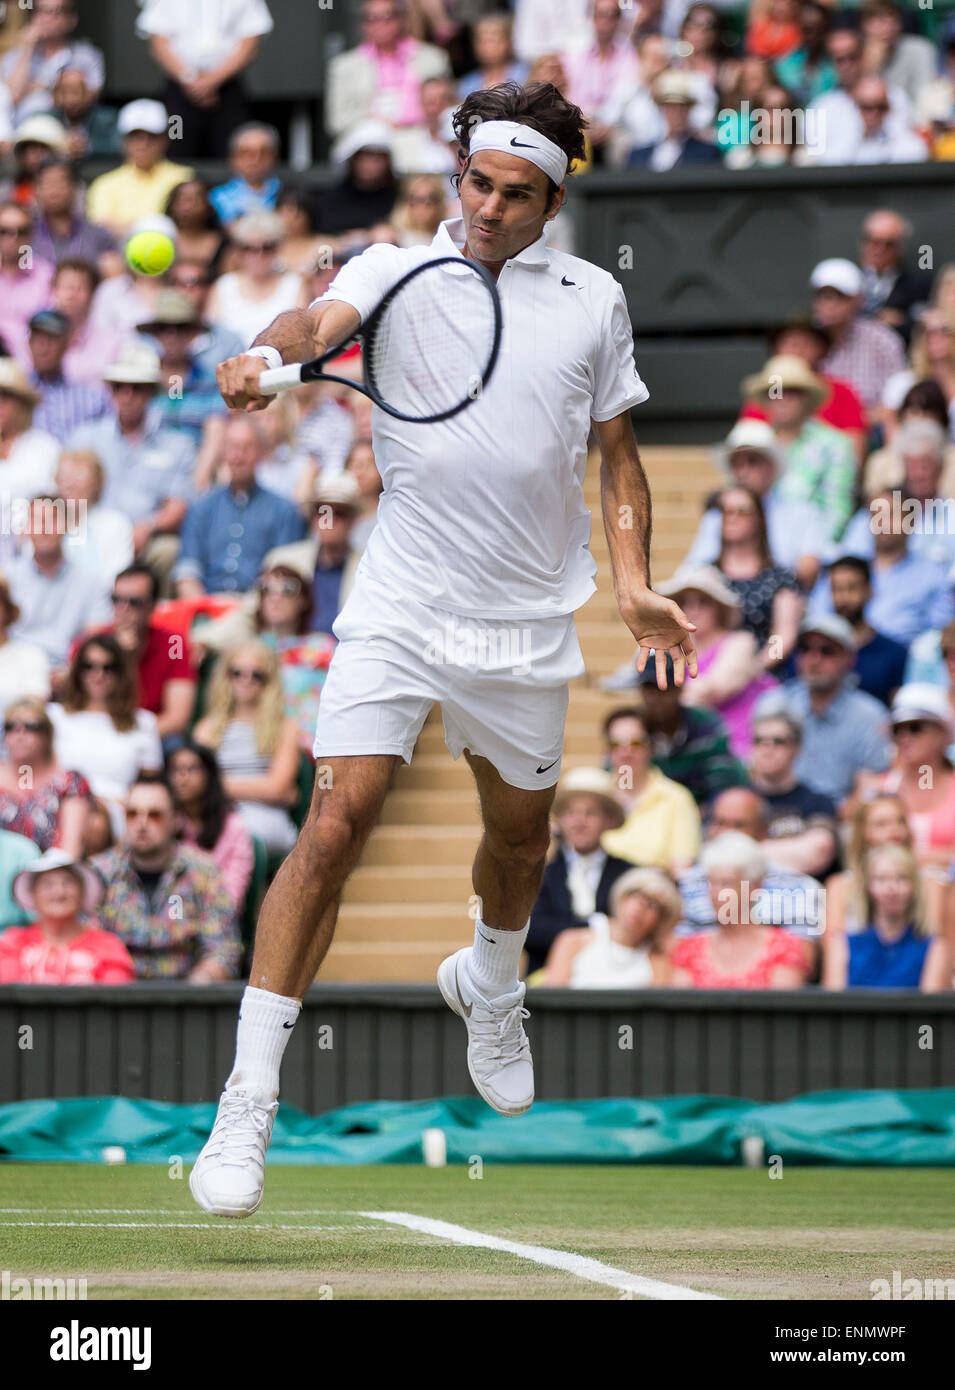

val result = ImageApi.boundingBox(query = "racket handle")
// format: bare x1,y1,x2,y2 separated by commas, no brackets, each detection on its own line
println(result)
259,363,305,394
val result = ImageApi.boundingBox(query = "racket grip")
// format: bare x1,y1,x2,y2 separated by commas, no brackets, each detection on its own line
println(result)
259,363,305,394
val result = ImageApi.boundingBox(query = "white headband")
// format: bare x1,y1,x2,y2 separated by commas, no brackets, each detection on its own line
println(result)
467,120,568,186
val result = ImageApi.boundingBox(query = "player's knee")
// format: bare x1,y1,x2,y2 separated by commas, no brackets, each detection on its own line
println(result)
297,808,373,878
484,822,551,875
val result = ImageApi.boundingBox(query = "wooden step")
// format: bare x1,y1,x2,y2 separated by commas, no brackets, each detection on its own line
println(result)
319,942,452,982
336,903,473,942
345,863,472,903
378,789,480,827
359,825,479,866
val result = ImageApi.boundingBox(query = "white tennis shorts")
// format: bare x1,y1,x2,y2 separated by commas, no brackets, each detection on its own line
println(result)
313,570,585,790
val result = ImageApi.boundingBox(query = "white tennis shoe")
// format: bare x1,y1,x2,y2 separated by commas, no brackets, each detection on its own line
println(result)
189,1089,278,1218
437,947,534,1116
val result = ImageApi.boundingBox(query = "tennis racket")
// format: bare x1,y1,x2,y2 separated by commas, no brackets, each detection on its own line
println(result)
259,254,503,424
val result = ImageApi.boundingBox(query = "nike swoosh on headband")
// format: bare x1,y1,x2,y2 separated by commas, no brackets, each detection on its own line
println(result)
509,136,537,148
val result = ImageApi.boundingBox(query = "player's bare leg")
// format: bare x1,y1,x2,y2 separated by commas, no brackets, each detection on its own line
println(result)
191,754,401,1217
437,751,555,1116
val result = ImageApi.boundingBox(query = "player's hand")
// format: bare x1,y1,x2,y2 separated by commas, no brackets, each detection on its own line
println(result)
619,586,698,688
216,354,272,412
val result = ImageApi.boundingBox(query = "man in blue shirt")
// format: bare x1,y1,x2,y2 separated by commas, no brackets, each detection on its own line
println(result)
754,615,893,805
174,415,304,597
209,124,282,225
28,308,111,441
827,555,908,705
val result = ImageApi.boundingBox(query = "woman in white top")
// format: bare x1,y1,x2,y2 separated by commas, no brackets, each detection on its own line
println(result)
0,573,49,718
0,360,58,564
48,634,162,832
56,449,135,584
206,210,306,348
541,867,683,989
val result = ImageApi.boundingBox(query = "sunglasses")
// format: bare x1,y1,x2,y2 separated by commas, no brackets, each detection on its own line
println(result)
239,242,279,254
0,225,31,237
126,807,166,822
228,668,268,683
720,504,756,517
79,659,119,674
798,642,842,658
753,734,793,747
4,720,44,734
257,578,302,598
609,737,649,749
111,592,150,609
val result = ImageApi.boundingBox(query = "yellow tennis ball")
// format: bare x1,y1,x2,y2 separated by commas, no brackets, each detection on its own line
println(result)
126,231,176,276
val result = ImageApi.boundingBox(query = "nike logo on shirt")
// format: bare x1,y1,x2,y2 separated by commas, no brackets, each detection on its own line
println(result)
561,275,577,287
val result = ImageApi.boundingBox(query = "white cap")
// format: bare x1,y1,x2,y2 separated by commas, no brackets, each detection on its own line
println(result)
810,258,863,297
118,99,169,137
313,471,362,510
331,119,394,165
13,114,68,152
103,344,162,385
890,683,954,736
799,613,857,652
722,419,782,475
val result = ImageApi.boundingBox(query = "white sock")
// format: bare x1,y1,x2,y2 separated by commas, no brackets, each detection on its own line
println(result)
225,985,301,1104
467,915,529,998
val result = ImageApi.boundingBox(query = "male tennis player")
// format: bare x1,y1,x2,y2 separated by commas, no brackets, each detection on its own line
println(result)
191,82,697,1217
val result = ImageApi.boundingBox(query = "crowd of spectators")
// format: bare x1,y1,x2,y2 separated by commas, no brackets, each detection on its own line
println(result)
0,1,951,993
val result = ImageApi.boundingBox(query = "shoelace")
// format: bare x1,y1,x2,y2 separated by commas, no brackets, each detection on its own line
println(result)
469,1000,531,1070
205,1095,276,1167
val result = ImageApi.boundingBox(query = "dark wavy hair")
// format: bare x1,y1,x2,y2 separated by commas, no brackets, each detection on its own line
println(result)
165,740,233,852
61,633,138,732
452,82,587,204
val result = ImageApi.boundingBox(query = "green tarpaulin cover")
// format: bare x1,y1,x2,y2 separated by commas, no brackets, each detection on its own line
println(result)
1,1090,953,1164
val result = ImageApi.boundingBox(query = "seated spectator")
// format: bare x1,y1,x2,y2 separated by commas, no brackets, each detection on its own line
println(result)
740,319,867,465
244,394,315,506
867,380,955,492
0,203,55,359
600,33,689,165
325,0,451,140
194,562,337,753
858,685,955,872
293,382,357,478
747,0,801,62
670,833,811,988
541,866,682,987
710,486,803,663
513,0,592,63
746,710,839,878
31,158,121,277
82,796,114,858
827,494,954,648
264,472,363,634
174,416,305,598
741,354,857,540
56,449,134,584
806,28,910,167
684,420,833,591
27,309,111,442
813,556,908,705
50,65,120,159
6,494,111,669
628,69,722,169
88,217,170,339
851,420,955,572
677,787,828,943
139,3,274,161
860,0,937,108
164,179,227,271
0,849,134,984
94,773,240,980
193,641,300,856
825,791,943,930
345,437,383,550
754,615,893,804
209,123,282,226
321,122,401,245
69,344,195,586
904,619,955,743
883,310,955,437
859,209,934,343
560,0,638,163
812,258,908,414
0,583,50,718
164,258,246,377
389,174,449,249
776,0,836,106
206,210,306,348
166,740,254,911
390,75,459,175
656,565,778,758
86,100,192,239
599,706,702,870
823,843,950,990
48,634,162,828
0,697,88,854
724,78,803,171
0,825,41,928
459,12,527,98
136,291,229,445
53,259,130,387
275,187,327,274
841,75,928,165
526,767,633,974
83,563,198,741
0,0,103,124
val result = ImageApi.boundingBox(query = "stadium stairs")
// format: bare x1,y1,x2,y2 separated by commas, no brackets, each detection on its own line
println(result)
320,445,720,981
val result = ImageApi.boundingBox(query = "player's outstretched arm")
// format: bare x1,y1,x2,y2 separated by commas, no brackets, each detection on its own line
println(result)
216,299,363,412
594,409,698,689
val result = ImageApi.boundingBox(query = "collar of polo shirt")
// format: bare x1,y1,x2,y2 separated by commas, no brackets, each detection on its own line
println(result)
438,217,550,267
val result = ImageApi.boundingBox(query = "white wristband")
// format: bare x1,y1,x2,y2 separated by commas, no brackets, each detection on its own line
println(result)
245,345,283,370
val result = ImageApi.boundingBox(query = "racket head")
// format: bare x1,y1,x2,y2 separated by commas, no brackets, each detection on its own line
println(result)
359,254,502,424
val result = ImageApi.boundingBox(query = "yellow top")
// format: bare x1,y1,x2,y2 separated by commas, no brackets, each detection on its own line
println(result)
601,767,701,871
86,160,193,233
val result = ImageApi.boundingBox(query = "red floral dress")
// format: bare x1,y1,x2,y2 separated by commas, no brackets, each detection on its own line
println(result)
671,929,807,988
0,770,92,851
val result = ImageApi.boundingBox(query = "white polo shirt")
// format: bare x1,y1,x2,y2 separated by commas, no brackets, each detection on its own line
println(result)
137,0,273,74
315,218,648,620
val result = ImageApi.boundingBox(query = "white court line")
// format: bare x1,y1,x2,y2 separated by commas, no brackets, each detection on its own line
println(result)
357,1211,723,1301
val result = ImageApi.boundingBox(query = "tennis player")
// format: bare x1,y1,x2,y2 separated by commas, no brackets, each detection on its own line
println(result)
191,81,697,1217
